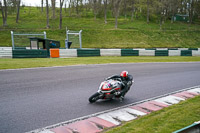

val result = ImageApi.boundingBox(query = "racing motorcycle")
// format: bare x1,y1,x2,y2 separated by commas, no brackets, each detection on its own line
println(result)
89,78,133,103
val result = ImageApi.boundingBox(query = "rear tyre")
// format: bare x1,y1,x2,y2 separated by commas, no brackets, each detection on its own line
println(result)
89,92,100,103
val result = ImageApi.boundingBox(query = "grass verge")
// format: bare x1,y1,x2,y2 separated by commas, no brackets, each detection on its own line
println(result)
0,56,200,69
105,95,200,133
0,7,200,48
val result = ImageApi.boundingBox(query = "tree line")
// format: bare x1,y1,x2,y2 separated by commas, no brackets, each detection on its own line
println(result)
1,0,200,29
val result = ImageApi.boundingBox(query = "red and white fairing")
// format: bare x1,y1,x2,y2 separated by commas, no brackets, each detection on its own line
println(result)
98,80,122,93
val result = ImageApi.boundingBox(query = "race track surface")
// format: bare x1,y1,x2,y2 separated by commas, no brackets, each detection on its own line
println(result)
0,62,200,133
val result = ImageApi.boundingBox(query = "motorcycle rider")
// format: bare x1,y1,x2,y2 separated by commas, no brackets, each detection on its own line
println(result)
106,71,133,101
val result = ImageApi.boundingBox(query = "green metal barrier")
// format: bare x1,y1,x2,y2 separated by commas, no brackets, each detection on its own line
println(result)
77,49,100,57
121,49,139,56
12,49,48,58
173,121,200,133
181,50,192,56
155,50,169,56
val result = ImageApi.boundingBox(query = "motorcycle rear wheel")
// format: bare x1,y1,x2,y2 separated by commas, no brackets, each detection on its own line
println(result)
89,92,100,103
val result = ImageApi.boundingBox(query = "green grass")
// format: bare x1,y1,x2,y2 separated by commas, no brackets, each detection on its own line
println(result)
0,56,200,69
106,96,200,133
0,7,200,48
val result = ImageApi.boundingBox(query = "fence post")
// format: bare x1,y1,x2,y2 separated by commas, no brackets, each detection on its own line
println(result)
44,31,47,39
11,31,15,49
79,30,82,49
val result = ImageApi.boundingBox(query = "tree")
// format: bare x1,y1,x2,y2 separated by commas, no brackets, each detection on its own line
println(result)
0,0,8,26
158,0,164,30
59,0,65,29
16,0,20,23
147,0,150,24
113,0,122,29
75,0,79,15
188,0,195,24
103,0,107,24
93,0,97,20
131,0,135,22
64,0,67,13
123,0,127,19
46,0,50,28
169,0,180,23
41,0,43,12
51,0,56,19
68,0,72,16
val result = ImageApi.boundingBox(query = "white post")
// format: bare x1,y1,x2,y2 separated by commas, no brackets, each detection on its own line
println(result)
11,31,15,49
79,30,82,49
66,27,68,39
65,30,70,49
44,31,47,39
67,30,69,40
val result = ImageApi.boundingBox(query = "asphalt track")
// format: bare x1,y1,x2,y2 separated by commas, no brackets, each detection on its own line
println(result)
0,62,200,133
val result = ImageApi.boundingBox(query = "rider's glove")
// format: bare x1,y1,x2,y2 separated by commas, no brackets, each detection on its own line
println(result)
127,81,132,86
114,91,121,96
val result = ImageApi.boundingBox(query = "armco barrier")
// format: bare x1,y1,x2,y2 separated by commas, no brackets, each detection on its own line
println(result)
60,49,200,57
59,49,77,57
181,50,192,56
169,50,181,56
121,49,139,56
192,50,200,56
189,48,199,50
50,49,60,58
100,49,121,56
139,50,155,56
0,47,12,58
77,49,100,57
12,49,48,58
0,47,200,58
155,50,168,56
173,121,200,133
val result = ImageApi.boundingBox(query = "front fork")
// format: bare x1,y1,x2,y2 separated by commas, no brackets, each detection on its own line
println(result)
97,90,105,99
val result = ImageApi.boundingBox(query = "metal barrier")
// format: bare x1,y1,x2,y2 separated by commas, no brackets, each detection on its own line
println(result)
173,121,200,133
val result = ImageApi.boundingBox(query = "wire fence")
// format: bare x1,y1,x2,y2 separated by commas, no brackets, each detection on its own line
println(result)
11,31,46,49
66,30,82,49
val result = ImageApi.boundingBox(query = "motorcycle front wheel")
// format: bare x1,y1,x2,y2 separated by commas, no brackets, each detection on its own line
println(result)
89,92,100,103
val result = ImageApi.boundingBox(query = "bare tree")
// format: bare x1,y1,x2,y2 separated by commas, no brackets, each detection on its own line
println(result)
41,0,44,12
170,0,179,23
188,0,195,25
51,0,56,19
93,0,97,20
46,0,50,28
64,0,67,13
113,0,122,29
123,0,127,19
59,0,65,29
16,0,21,23
159,0,164,30
131,0,135,22
0,0,7,26
68,0,72,16
103,0,107,24
76,0,79,15
147,0,150,24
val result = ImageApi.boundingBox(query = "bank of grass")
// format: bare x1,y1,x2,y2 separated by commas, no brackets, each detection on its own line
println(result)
106,95,200,133
0,7,200,48
0,56,200,69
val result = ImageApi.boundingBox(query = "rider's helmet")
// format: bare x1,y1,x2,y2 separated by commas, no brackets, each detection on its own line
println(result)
120,71,128,78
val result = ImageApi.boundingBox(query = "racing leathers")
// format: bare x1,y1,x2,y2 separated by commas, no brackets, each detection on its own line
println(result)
106,74,133,97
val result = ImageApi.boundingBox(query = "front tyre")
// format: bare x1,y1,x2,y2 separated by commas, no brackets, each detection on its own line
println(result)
89,92,100,103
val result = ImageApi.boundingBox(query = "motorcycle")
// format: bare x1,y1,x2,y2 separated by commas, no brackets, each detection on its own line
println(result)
89,78,133,103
